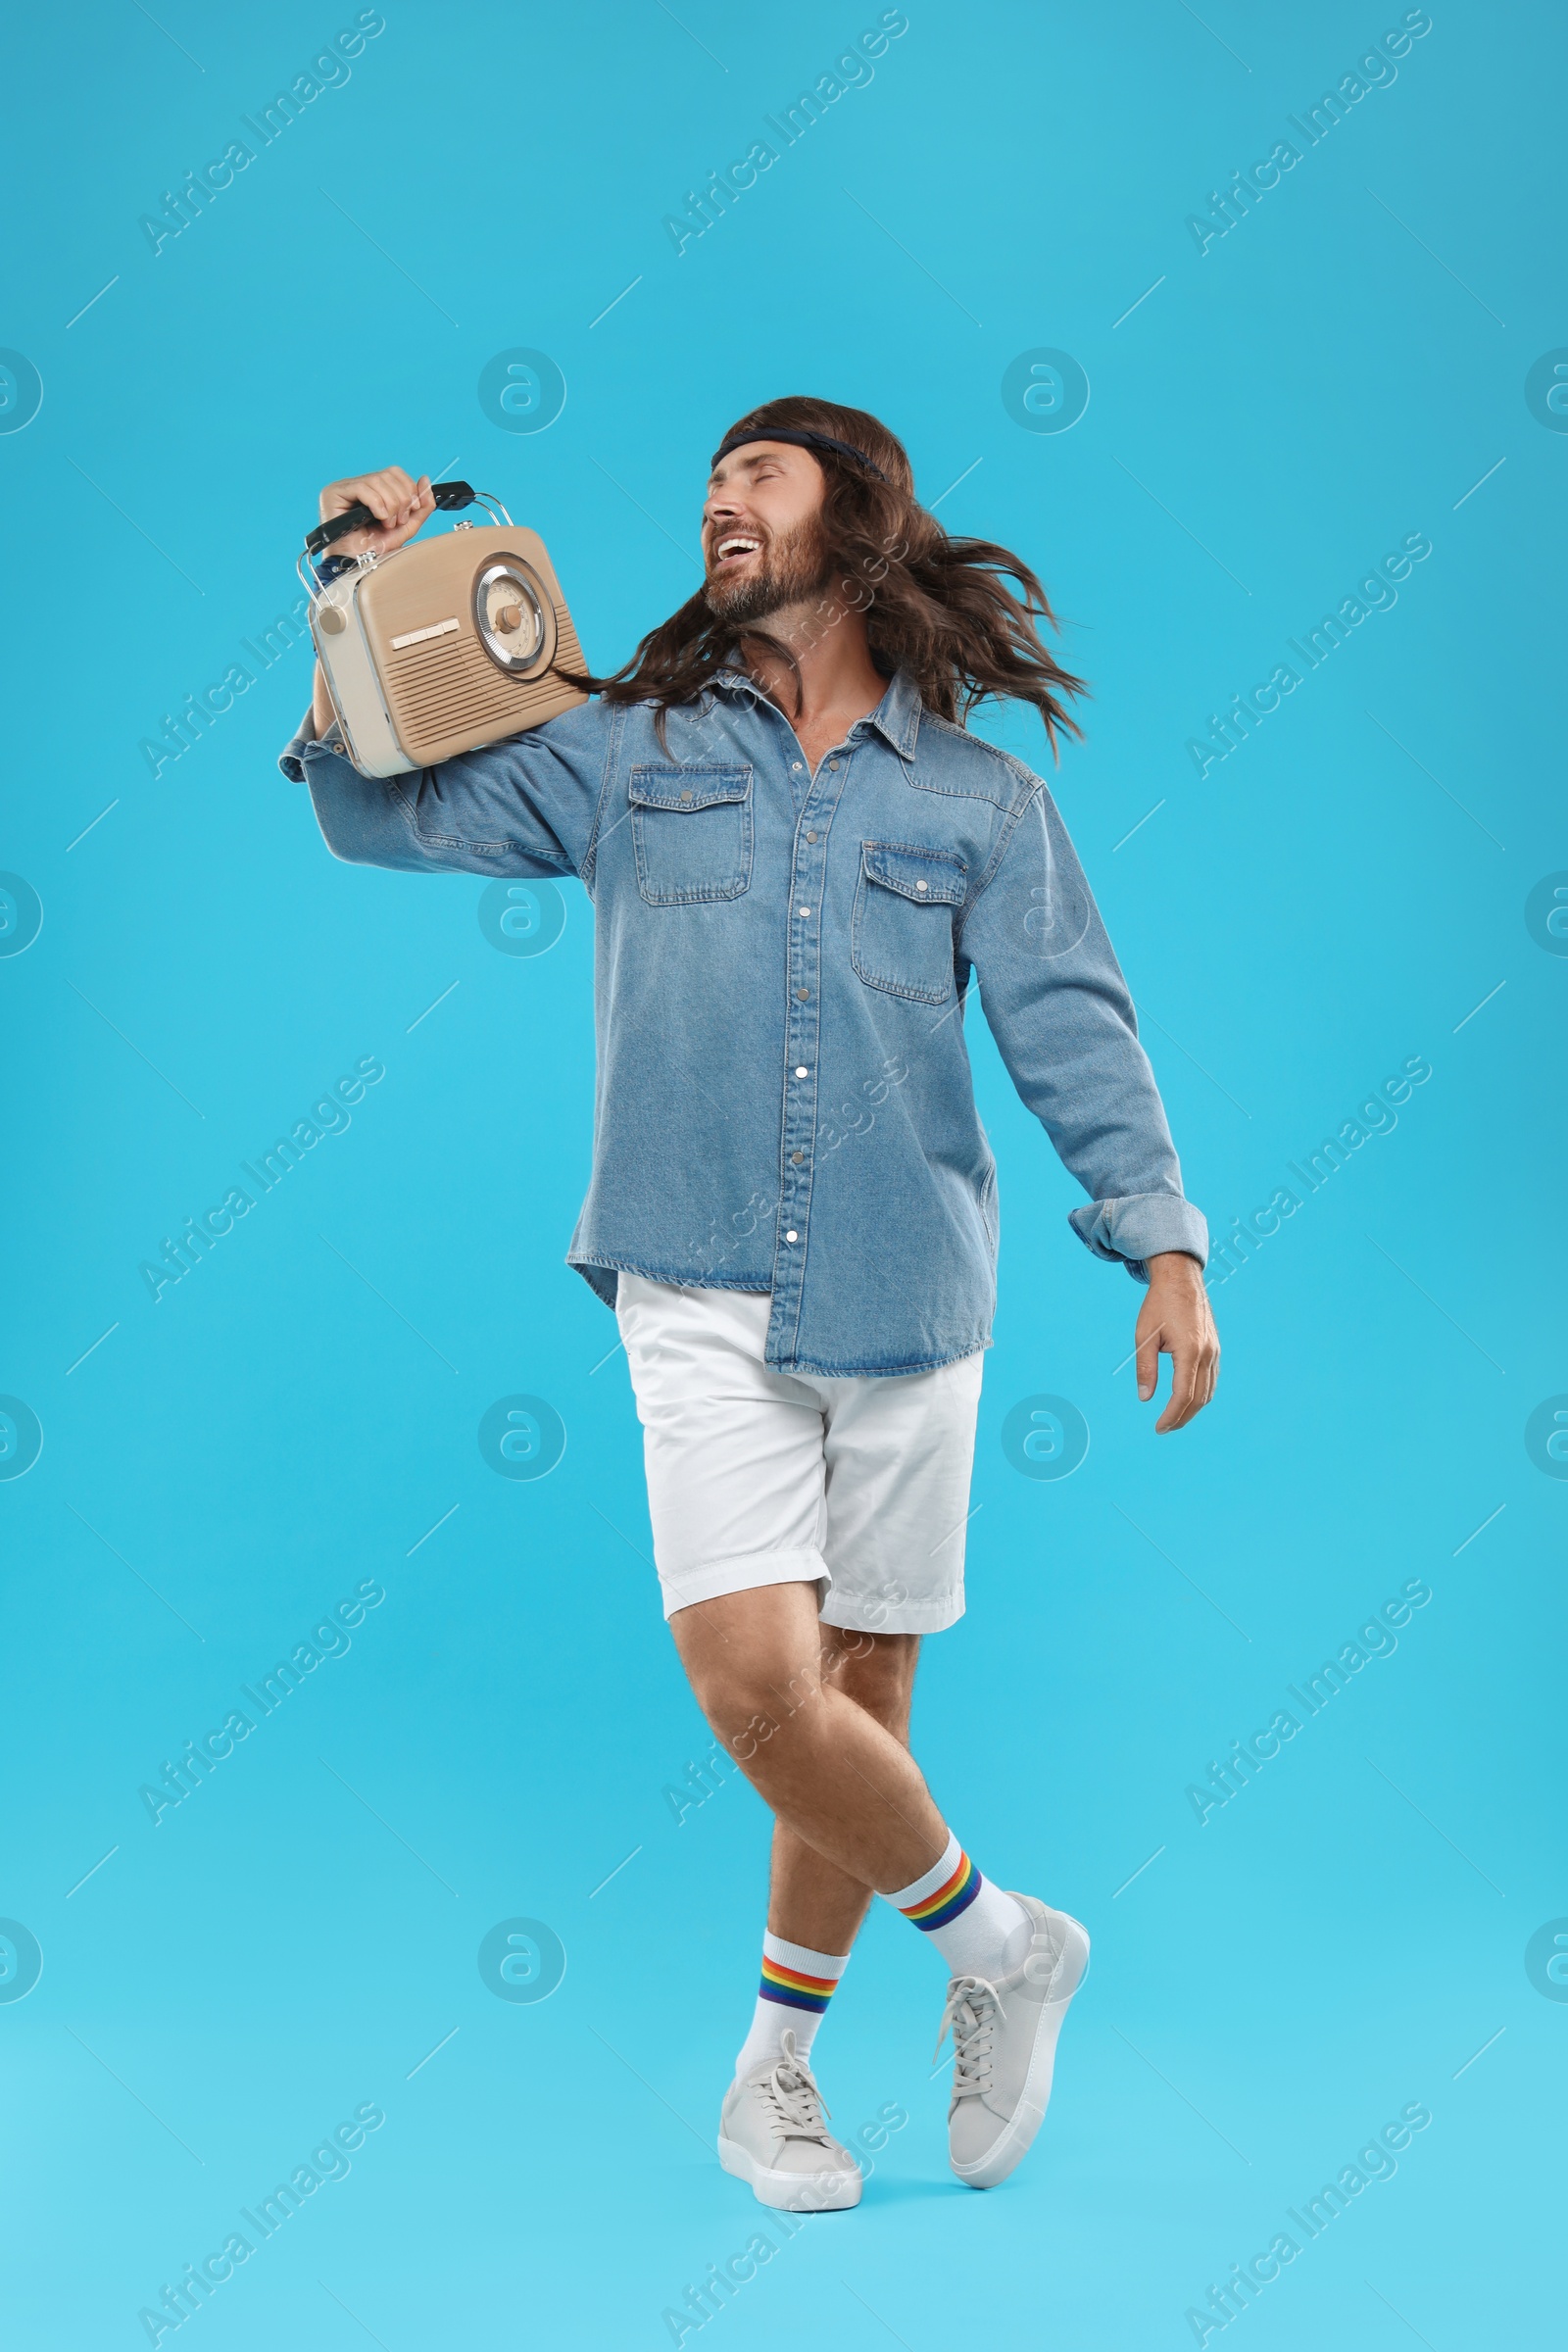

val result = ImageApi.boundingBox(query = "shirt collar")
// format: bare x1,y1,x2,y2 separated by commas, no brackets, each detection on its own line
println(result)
710,664,923,761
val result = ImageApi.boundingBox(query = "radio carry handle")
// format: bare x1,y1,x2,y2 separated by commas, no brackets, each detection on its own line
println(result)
299,479,513,600
304,478,505,557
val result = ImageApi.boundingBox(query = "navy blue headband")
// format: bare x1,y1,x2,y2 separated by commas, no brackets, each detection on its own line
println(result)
710,425,889,483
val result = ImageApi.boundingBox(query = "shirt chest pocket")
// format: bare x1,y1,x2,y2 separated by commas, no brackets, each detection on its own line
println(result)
627,765,754,905
852,841,967,1004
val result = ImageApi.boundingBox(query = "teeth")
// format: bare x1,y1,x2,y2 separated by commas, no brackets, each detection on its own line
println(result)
717,537,759,558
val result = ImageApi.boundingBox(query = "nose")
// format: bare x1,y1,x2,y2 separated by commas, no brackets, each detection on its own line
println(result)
704,483,745,530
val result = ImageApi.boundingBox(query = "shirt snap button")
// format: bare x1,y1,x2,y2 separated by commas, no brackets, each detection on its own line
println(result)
785,1229,799,1243
791,761,803,772
915,878,928,892
828,760,839,770
796,987,808,1001
680,788,692,801
791,1151,804,1164
795,1064,808,1078
806,830,817,843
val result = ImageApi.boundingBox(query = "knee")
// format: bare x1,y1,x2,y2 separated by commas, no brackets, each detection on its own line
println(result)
685,1648,808,1759
831,1632,917,1735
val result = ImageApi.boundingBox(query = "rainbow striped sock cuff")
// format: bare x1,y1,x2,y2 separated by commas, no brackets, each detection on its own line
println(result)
887,1834,984,1934
758,1933,850,2015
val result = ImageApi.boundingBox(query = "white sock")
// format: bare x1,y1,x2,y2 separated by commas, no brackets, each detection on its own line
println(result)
733,1933,850,2080
883,1832,1032,1982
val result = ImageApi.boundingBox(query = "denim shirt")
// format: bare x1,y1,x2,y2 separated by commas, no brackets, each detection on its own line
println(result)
280,668,1206,1375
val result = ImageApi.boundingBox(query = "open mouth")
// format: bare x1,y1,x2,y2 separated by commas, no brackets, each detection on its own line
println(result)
712,533,761,567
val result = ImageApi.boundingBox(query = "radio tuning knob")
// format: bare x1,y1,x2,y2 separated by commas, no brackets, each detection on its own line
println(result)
496,605,522,634
319,607,346,634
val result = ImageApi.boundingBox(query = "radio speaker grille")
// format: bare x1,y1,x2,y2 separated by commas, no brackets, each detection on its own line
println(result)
385,611,587,763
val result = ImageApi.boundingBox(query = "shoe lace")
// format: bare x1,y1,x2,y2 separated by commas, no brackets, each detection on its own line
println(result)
756,2031,834,2141
934,1975,1004,2100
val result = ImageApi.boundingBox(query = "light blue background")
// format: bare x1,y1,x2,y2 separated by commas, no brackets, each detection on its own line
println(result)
3,3,1562,2345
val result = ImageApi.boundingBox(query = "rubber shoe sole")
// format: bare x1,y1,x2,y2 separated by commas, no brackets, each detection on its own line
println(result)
717,2132,862,2212
952,1904,1091,2191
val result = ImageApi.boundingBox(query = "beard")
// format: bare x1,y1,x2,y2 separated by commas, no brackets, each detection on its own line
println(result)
703,514,833,626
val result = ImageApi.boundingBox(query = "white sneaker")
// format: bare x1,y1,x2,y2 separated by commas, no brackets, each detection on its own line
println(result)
937,1893,1090,2189
717,2030,863,2212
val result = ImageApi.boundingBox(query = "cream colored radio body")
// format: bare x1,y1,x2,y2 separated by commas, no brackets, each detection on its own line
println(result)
299,486,587,777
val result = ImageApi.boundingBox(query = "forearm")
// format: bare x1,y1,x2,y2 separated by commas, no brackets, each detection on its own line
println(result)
964,790,1209,1272
311,659,338,743
299,466,436,745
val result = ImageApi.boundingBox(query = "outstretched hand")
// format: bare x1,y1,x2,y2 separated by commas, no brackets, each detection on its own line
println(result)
1135,1251,1219,1432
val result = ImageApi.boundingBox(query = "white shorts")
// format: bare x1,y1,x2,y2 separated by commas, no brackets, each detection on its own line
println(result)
614,1273,985,1633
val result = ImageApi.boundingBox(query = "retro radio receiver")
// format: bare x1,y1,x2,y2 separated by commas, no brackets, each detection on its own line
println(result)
299,480,588,777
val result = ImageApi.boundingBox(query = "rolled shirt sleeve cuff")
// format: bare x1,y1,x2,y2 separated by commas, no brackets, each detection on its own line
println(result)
1068,1193,1209,1283
278,707,348,783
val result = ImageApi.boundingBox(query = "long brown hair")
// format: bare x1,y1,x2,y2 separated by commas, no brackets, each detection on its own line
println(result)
564,395,1088,755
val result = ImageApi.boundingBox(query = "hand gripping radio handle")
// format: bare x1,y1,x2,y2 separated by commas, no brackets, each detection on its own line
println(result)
304,477,482,558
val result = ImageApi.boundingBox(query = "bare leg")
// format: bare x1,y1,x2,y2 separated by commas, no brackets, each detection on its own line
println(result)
765,1626,920,1952
669,1584,948,1902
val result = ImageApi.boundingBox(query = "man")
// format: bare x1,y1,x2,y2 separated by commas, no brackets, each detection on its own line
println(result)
280,397,1217,2210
